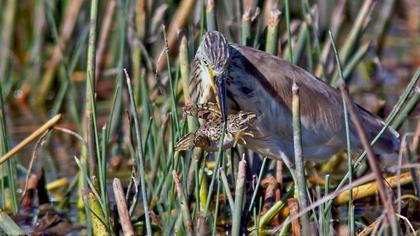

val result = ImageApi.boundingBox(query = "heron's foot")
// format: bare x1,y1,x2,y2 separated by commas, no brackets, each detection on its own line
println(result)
232,130,254,147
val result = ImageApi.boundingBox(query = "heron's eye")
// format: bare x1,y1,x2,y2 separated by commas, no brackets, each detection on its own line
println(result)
202,59,209,66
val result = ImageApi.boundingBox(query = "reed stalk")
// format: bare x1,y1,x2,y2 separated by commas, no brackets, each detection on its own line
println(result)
284,0,293,63
328,30,356,236
113,178,135,236
242,8,253,46
204,122,226,214
206,0,217,31
84,190,109,236
392,89,420,130
265,9,281,55
292,82,309,235
288,198,302,236
0,114,62,165
231,156,246,236
0,84,17,212
124,69,152,235
334,59,398,236
322,175,331,236
156,0,196,73
247,157,268,212
36,0,84,104
219,167,234,209
258,187,292,232
173,171,194,235
335,171,414,205
0,0,16,83
331,41,372,85
0,209,24,235
84,0,100,179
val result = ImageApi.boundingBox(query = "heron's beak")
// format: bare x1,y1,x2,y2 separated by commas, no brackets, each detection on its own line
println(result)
214,73,227,122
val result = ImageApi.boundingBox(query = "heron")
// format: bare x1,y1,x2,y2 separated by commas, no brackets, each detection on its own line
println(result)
190,31,400,167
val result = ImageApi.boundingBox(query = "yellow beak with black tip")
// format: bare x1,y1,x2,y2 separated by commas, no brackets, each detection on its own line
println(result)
207,66,228,122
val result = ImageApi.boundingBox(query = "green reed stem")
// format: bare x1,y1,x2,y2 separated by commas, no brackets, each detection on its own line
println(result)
331,41,372,85
258,187,292,232
219,167,234,210
113,0,130,159
212,176,222,236
300,0,325,80
199,0,206,40
163,26,179,132
0,210,24,235
340,0,373,66
292,82,309,235
206,0,217,31
293,23,308,65
242,9,252,46
0,0,16,84
247,157,268,212
265,9,281,55
0,84,17,213
391,89,419,130
329,31,355,236
85,0,101,179
204,122,226,214
124,69,152,235
173,171,193,235
44,1,79,121
284,0,293,63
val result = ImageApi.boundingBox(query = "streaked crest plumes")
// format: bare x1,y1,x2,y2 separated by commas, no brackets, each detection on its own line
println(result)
197,31,230,73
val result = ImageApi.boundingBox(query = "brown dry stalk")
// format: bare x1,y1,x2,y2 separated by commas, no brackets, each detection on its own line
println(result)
232,156,247,236
172,171,193,235
95,0,117,82
135,0,148,40
288,198,302,236
261,176,277,214
262,0,277,25
113,178,135,236
334,171,414,205
275,160,283,201
156,0,195,73
37,0,84,102
338,80,396,226
0,114,62,165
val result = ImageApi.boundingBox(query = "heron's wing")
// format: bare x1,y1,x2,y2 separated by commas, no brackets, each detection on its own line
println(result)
230,43,399,152
230,43,343,132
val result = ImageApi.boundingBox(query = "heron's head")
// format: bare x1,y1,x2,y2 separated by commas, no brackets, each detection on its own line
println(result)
197,31,230,121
